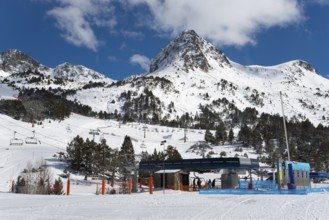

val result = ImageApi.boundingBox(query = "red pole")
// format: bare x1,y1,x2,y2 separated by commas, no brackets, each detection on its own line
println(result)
149,176,153,194
67,179,70,196
101,179,106,195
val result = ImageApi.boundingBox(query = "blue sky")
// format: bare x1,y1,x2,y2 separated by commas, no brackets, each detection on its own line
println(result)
0,0,329,80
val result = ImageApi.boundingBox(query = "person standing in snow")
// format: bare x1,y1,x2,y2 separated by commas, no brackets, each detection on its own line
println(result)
197,178,201,190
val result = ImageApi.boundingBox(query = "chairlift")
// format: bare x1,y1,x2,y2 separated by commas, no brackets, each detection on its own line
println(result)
140,141,146,149
10,131,23,146
89,129,100,135
25,130,38,144
99,134,105,142
66,125,72,133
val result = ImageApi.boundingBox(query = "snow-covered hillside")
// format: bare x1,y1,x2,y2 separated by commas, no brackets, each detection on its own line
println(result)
0,113,253,188
1,113,329,219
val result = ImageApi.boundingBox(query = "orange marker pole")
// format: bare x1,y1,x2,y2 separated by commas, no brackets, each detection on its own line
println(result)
128,177,132,194
67,179,70,196
101,179,106,195
149,176,153,194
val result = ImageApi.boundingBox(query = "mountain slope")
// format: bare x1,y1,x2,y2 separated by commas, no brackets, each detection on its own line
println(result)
68,30,329,126
1,31,329,126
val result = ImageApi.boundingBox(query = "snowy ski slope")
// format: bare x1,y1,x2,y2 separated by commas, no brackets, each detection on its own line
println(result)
0,114,329,219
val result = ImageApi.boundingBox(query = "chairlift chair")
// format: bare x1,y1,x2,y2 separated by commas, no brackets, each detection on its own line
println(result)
25,130,38,144
99,134,105,142
140,141,146,149
66,125,72,133
10,131,23,146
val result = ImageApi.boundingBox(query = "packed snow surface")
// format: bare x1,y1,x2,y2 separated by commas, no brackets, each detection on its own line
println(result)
1,191,329,220
1,113,329,220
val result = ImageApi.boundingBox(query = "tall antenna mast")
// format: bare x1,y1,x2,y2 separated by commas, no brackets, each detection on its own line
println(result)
280,91,291,161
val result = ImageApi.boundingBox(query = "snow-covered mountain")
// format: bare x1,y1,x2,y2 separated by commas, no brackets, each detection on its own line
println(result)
68,30,329,126
149,30,231,73
1,30,329,126
0,49,114,91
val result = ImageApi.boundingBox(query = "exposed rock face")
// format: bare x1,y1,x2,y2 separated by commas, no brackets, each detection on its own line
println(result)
149,30,230,73
0,49,47,73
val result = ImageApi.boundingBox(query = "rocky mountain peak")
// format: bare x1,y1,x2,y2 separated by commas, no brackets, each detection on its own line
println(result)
149,30,230,73
0,49,47,73
53,62,107,81
294,60,318,74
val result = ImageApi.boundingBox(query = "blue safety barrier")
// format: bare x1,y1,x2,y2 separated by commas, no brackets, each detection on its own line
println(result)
199,188,310,195
311,187,329,193
240,180,277,190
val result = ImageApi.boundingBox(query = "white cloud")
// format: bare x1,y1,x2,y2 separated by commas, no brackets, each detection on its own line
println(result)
125,0,304,47
47,0,116,51
129,54,150,71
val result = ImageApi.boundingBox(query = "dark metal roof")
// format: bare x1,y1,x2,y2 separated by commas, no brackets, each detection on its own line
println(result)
310,172,329,179
139,157,260,172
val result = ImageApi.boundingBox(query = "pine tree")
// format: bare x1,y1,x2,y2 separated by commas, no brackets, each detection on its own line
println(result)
66,135,84,170
105,148,120,187
120,135,135,165
83,138,96,173
215,121,227,144
140,151,150,161
228,128,234,144
151,148,160,161
166,145,183,160
204,129,216,145
251,129,263,156
119,136,135,180
238,124,252,147
186,141,213,158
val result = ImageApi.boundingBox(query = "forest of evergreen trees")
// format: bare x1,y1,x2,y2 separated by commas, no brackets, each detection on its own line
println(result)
65,135,182,184
0,88,97,122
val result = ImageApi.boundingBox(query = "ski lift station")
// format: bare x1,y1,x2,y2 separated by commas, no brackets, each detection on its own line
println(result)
139,157,329,195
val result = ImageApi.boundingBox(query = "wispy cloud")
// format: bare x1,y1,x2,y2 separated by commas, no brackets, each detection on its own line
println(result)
119,43,127,50
312,0,329,5
125,0,304,47
108,55,118,62
47,0,116,51
121,29,144,40
129,54,150,71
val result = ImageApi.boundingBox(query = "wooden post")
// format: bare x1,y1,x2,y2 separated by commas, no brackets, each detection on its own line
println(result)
101,179,106,195
149,176,153,194
128,177,133,194
66,179,70,196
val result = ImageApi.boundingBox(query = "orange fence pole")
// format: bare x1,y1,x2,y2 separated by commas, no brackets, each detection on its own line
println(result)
128,177,132,194
66,179,70,196
101,179,106,195
149,176,153,194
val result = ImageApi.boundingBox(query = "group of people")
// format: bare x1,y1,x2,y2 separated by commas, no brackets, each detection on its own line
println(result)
192,178,216,191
